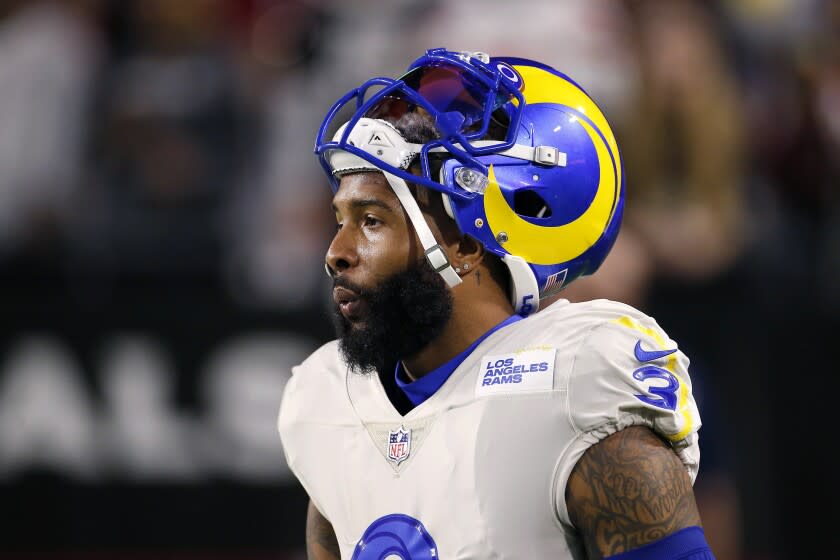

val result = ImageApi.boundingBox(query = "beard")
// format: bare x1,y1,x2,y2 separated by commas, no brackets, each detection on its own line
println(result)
332,259,453,376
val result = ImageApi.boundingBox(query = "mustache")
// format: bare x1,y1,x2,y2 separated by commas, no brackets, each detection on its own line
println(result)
332,276,369,298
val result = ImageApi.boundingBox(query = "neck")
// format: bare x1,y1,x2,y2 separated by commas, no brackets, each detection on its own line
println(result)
402,280,513,378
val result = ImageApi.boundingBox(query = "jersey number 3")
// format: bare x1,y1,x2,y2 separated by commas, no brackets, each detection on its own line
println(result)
352,514,439,560
633,365,679,411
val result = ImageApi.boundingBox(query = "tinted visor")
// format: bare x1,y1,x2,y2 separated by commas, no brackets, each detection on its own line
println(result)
364,62,512,139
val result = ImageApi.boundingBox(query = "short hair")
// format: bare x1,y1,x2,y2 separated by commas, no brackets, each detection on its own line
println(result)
391,111,440,145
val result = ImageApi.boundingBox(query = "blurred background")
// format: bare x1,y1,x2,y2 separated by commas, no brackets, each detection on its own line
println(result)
0,0,837,558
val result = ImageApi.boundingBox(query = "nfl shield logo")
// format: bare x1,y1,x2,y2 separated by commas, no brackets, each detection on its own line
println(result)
387,426,411,465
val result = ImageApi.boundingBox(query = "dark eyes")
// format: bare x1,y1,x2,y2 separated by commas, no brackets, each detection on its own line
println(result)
334,215,382,231
363,215,382,227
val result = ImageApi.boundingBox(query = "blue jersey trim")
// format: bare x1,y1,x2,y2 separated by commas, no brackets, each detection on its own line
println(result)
605,526,714,560
395,314,523,406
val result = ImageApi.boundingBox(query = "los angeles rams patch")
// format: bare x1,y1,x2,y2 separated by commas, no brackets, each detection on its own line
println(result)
475,347,556,396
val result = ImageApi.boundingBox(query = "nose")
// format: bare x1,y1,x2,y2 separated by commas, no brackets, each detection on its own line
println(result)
325,225,358,275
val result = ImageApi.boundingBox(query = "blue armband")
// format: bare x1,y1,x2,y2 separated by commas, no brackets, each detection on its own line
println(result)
605,526,714,560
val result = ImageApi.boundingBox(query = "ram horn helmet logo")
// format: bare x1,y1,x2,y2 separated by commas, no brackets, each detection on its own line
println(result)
387,426,412,465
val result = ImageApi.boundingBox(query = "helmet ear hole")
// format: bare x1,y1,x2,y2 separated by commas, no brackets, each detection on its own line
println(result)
513,189,552,219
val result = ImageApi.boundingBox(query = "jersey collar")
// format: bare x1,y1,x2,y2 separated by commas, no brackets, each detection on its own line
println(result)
395,314,523,407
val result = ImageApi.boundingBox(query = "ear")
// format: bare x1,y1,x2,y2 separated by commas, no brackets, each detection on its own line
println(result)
415,188,484,275
452,234,485,276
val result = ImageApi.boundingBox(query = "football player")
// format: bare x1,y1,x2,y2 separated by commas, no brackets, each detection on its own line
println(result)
278,48,713,559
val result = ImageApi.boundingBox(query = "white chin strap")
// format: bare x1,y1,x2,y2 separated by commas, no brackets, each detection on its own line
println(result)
383,171,462,287
327,118,462,288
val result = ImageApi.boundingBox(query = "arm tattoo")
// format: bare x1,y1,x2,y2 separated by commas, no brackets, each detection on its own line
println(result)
306,500,341,560
566,426,702,558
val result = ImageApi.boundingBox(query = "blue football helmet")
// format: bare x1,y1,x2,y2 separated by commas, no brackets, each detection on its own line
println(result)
316,48,624,315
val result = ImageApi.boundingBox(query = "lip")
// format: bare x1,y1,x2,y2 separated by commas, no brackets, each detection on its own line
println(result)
333,286,364,320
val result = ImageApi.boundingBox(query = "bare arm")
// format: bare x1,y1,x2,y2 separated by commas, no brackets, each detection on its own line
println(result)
566,425,702,558
306,499,341,560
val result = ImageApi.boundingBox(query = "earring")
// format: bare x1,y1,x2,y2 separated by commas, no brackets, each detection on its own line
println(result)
455,266,462,273
463,263,470,270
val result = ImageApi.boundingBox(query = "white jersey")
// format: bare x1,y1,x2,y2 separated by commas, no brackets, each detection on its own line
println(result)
277,298,701,560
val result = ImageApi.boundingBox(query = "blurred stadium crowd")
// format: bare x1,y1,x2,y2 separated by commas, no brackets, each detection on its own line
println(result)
0,0,838,558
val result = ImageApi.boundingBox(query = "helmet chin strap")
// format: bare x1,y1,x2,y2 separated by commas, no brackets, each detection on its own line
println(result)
328,118,462,288
382,171,462,288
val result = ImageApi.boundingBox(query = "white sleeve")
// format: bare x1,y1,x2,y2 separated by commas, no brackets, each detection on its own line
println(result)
553,313,702,527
